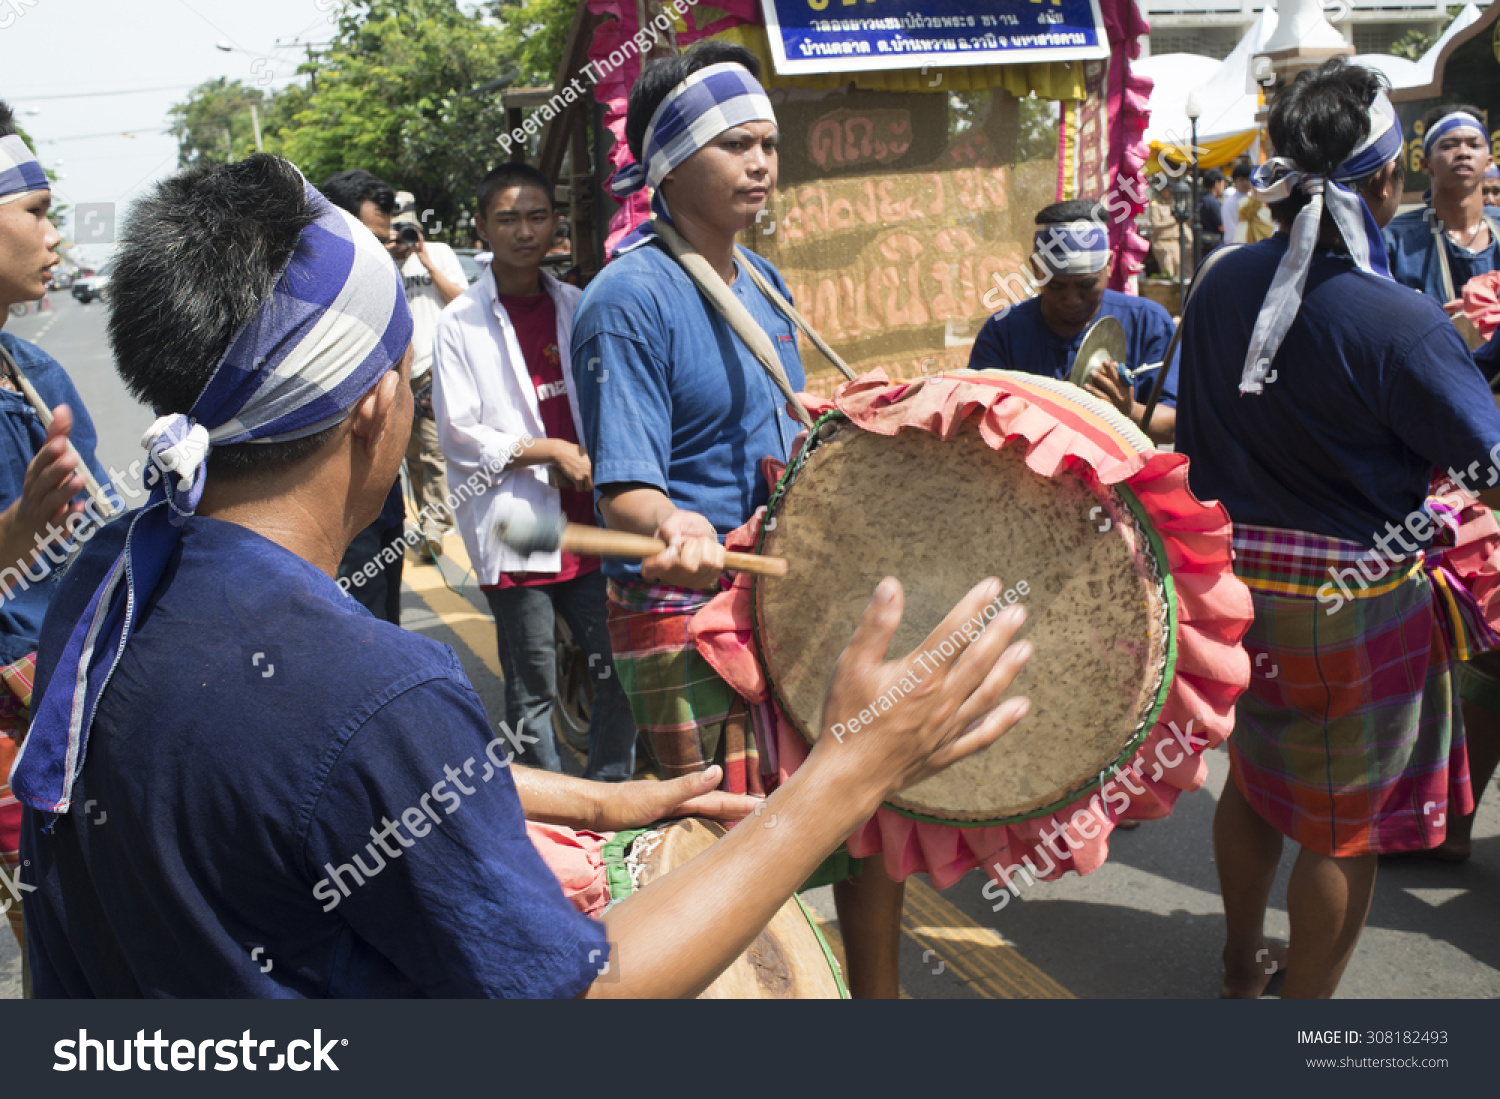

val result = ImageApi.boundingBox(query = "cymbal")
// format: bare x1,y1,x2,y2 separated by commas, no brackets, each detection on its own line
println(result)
1068,315,1127,388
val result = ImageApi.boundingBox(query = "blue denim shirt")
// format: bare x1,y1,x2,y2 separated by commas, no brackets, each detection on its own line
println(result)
0,330,118,663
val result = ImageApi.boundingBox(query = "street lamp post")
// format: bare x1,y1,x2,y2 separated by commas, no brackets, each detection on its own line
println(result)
1186,91,1203,276
1169,175,1192,311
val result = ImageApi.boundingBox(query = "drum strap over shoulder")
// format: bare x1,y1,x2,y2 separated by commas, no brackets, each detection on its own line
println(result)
1139,243,1240,431
650,218,850,432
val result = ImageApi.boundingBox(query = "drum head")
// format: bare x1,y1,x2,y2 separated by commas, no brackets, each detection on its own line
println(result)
632,819,846,999
754,420,1172,824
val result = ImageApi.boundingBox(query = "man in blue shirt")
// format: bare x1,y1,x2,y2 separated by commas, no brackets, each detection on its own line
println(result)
0,104,117,957
14,153,1034,998
1383,103,1500,310
968,200,1179,443
1177,62,1500,1000
571,42,910,998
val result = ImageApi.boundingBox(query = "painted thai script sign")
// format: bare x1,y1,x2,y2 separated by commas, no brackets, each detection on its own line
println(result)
759,0,1109,75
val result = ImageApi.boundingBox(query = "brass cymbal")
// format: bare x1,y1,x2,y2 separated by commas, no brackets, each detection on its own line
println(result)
1068,315,1127,388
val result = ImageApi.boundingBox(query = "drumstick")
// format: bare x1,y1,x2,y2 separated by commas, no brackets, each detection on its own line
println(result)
496,513,789,578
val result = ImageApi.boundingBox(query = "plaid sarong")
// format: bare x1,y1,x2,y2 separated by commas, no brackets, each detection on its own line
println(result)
0,651,38,948
605,580,764,795
1229,525,1472,856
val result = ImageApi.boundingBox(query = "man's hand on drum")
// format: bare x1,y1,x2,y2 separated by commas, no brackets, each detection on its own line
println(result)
594,766,763,830
643,508,726,590
1085,360,1136,418
812,577,1033,805
585,577,1034,999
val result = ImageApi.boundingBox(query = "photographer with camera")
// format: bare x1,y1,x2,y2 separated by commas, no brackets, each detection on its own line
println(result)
390,191,466,556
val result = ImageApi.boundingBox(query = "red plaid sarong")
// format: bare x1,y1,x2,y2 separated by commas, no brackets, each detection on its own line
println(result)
1229,525,1472,856
0,651,37,948
605,580,764,795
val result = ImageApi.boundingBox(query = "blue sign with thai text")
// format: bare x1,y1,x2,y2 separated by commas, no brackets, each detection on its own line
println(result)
759,0,1110,75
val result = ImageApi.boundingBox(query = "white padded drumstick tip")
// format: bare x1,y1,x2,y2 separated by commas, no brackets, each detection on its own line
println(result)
494,512,568,556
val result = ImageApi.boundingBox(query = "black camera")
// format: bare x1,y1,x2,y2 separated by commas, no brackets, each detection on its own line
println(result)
396,224,421,245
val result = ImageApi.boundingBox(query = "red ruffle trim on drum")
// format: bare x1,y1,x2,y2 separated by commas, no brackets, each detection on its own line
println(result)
690,371,1253,890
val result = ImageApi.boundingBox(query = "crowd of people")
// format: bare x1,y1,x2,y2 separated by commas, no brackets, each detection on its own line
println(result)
0,42,1495,1000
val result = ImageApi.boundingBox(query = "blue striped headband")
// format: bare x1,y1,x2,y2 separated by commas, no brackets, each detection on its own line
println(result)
1033,221,1111,275
0,134,48,205
609,62,776,199
11,175,414,815
1423,111,1488,158
1239,92,1401,395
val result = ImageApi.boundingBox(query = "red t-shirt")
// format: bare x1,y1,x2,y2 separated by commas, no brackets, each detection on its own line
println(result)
485,290,600,590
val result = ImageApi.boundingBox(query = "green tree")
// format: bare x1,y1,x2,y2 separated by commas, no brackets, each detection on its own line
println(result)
265,0,515,241
1389,4,1467,62
491,0,577,87
167,78,270,167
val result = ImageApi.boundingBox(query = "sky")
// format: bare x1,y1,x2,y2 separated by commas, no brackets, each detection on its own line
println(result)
3,0,367,264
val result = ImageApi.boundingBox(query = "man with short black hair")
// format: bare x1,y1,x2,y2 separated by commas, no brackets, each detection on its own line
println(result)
1384,103,1499,310
1222,160,1253,242
968,199,1179,442
1176,61,1500,999
433,162,637,781
1198,168,1227,253
12,155,1033,998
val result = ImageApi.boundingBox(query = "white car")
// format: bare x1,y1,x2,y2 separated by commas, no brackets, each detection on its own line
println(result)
72,263,113,304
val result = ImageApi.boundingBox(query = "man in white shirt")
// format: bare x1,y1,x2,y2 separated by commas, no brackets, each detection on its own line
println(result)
1221,160,1252,244
431,163,636,780
392,190,467,552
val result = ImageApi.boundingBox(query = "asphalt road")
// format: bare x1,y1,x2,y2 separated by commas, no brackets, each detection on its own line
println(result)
0,299,1496,1000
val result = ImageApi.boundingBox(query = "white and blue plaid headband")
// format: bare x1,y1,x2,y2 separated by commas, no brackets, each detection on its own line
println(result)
609,62,776,199
1033,221,1111,275
0,134,49,205
1239,92,1402,395
12,176,413,816
1423,111,1488,159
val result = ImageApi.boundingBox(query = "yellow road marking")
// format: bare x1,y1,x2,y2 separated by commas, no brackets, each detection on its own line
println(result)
402,535,1071,1000
903,878,1072,999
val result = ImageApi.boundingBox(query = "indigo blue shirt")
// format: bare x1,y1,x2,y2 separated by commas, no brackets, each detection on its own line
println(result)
571,242,805,581
1383,205,1500,305
0,331,116,664
1175,235,1500,548
967,291,1180,407
21,517,607,998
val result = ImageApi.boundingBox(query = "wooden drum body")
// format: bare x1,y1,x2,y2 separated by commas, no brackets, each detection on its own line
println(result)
604,818,848,999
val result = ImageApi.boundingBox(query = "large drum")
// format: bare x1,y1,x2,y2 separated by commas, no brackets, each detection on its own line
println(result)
689,368,1253,887
604,818,848,999
754,374,1174,824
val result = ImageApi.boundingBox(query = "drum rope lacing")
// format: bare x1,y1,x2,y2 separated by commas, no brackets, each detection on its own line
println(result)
623,828,668,894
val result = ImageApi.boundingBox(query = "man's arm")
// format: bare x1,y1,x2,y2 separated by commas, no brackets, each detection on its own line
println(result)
416,240,465,305
514,764,761,830
0,404,85,594
597,484,726,589
584,577,1033,998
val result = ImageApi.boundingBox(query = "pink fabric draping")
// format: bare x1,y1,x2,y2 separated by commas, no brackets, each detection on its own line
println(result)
1461,270,1500,342
1101,0,1153,289
526,822,611,917
690,371,1254,890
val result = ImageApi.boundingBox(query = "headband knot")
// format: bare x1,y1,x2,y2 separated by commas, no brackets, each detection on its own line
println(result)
142,415,211,524
1239,93,1402,395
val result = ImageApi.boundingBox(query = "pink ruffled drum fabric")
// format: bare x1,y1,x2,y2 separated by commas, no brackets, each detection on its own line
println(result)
690,371,1254,889
1461,271,1500,342
527,822,611,917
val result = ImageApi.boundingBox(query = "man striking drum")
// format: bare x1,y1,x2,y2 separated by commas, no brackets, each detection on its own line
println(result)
570,42,909,998
10,154,1034,998
1176,61,1500,998
967,201,1180,444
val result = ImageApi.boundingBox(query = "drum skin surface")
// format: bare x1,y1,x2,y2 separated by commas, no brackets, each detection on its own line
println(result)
755,422,1170,823
632,819,845,999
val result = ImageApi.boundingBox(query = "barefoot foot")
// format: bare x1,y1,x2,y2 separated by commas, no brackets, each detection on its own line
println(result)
1221,941,1288,999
